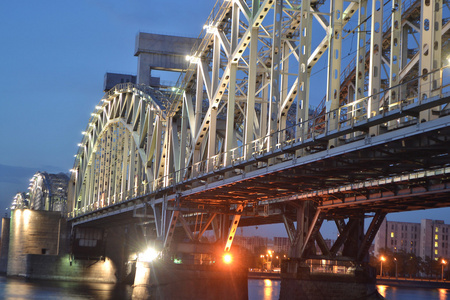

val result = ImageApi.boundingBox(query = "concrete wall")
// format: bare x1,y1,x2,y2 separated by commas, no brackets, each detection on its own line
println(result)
6,209,121,283
280,260,382,300
7,209,63,276
280,276,382,300
134,32,198,84
0,218,10,273
133,261,248,300
104,225,129,282
25,254,117,283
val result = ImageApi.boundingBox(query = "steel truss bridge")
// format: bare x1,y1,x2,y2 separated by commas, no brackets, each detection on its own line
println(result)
69,0,450,262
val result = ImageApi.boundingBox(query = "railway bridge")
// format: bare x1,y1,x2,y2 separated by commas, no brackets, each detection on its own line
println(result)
66,0,450,298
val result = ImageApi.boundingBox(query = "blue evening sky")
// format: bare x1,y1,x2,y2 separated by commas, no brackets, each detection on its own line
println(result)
0,0,449,239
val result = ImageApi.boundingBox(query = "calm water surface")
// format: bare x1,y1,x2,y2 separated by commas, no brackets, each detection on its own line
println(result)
0,276,448,299
0,276,133,300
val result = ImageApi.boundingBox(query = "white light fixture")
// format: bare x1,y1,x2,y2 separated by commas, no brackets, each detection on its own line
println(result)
138,248,159,262
185,55,200,64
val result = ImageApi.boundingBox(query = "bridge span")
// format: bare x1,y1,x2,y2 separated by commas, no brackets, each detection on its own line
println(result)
66,0,450,298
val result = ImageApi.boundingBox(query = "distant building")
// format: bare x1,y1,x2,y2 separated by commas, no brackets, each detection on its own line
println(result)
233,236,291,254
234,236,268,253
420,219,450,259
374,219,450,260
273,237,290,254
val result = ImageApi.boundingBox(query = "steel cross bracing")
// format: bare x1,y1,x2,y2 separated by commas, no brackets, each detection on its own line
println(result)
69,0,450,259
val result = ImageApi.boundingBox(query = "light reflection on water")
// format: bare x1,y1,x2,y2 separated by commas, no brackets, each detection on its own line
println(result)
1,276,449,300
0,276,132,300
439,288,448,300
377,285,450,300
378,284,388,298
248,278,281,300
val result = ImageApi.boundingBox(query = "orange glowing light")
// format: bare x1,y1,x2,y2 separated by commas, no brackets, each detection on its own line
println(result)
223,253,232,264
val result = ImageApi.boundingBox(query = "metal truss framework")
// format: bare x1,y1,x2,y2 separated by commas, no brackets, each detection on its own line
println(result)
26,172,69,213
69,0,450,259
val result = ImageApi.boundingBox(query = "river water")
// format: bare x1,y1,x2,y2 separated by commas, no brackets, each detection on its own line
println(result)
0,276,448,299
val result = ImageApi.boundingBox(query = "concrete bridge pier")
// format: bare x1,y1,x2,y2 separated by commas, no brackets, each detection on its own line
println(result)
279,259,382,300
131,258,248,300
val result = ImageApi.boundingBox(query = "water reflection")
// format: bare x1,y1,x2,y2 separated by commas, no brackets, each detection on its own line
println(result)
263,279,273,300
1,276,450,300
377,284,450,300
377,285,388,298
0,276,132,300
439,288,448,300
248,278,280,300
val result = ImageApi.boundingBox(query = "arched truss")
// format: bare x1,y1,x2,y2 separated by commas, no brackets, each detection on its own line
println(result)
11,192,29,209
27,172,69,212
70,0,450,252
69,83,175,214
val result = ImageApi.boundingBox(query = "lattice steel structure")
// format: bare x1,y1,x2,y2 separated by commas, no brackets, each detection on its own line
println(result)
11,192,29,210
24,172,70,213
69,0,450,261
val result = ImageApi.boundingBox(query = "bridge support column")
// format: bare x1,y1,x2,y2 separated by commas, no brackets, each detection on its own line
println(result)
132,260,248,300
281,211,387,299
132,261,152,300
279,259,381,300
283,201,316,258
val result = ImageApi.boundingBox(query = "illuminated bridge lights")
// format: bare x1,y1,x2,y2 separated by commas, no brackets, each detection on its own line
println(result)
223,253,232,264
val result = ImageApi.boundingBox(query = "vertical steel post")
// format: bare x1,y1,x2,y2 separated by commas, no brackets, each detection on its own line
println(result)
297,0,312,146
326,0,344,146
245,25,258,160
267,0,282,154
368,0,383,135
225,3,239,167
388,0,402,128
354,0,368,126
419,0,442,121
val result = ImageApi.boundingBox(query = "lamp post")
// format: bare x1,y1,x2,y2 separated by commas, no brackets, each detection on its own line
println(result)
267,250,272,271
380,256,386,277
394,257,398,279
442,259,447,281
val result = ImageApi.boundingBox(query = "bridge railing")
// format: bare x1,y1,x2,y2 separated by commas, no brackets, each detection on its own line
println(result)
71,66,450,218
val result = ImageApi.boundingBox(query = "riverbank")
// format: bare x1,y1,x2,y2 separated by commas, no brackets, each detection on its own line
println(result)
377,276,450,289
248,271,281,280
249,271,450,289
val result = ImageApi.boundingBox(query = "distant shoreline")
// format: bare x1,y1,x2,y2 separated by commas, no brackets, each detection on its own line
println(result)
377,277,450,289
248,272,450,289
248,271,281,280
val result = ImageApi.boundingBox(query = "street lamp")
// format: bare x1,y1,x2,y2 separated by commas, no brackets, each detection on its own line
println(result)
380,256,386,277
267,250,273,271
442,259,447,281
394,257,398,279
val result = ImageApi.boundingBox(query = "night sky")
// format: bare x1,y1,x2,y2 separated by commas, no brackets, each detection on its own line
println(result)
1,0,449,239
